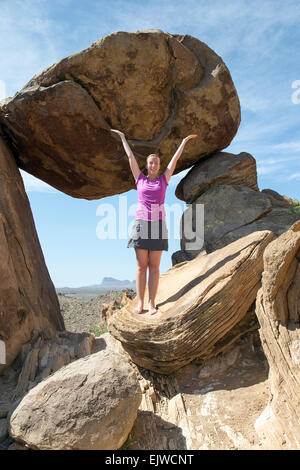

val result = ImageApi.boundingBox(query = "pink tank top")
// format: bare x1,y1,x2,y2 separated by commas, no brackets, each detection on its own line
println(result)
135,172,168,221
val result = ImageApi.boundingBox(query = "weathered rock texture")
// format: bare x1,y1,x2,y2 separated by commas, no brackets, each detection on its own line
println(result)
0,133,65,374
0,331,94,426
175,151,258,203
108,230,275,374
9,349,142,450
254,219,300,449
100,289,135,324
172,150,300,265
180,184,272,256
87,330,272,450
0,29,240,199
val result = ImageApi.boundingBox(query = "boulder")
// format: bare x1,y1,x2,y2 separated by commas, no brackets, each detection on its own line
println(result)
9,349,142,450
254,219,300,449
171,248,206,266
108,230,275,374
175,151,258,204
0,132,65,374
180,184,272,256
86,329,271,450
213,207,299,251
177,183,299,261
0,29,240,199
261,188,293,208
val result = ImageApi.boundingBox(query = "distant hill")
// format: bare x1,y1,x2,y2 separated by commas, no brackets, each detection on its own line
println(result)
55,277,136,296
100,277,136,288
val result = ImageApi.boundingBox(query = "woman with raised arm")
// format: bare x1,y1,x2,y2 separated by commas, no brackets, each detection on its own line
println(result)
111,129,198,315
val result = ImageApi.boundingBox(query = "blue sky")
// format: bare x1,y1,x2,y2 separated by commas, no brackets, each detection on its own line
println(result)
1,0,300,287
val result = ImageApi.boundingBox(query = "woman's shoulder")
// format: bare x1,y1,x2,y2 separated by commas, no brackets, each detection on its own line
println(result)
160,173,169,186
135,172,146,184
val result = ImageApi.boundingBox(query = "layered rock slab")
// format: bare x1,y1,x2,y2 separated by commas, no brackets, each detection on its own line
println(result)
0,133,65,374
9,349,142,450
0,29,240,199
108,230,275,374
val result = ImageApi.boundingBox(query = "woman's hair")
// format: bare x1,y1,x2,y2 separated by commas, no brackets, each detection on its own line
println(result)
146,154,160,164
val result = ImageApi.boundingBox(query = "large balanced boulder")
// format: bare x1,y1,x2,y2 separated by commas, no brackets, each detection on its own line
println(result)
108,230,275,374
0,132,65,374
9,349,142,450
254,220,300,449
0,29,240,199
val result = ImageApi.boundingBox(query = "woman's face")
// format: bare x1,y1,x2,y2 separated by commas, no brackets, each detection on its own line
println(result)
147,156,160,175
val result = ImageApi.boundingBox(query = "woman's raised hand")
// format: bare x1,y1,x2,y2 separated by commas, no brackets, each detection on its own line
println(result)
183,134,198,143
110,129,125,138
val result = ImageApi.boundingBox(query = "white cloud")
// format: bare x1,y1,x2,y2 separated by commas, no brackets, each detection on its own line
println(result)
287,172,300,181
258,155,300,164
271,142,300,152
229,113,299,148
0,0,66,97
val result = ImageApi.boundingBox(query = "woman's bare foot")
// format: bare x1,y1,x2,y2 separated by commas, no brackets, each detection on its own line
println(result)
134,302,144,314
148,302,158,315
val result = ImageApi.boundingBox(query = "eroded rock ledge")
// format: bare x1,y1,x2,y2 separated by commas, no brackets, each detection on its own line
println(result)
108,230,275,374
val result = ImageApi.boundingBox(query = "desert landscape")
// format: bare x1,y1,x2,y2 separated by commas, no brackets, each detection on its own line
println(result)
0,29,299,450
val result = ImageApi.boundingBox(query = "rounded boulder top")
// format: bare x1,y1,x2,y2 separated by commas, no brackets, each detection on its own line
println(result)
0,29,241,199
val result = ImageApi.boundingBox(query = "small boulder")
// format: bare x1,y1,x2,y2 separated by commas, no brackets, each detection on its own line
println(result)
175,151,258,204
9,349,142,450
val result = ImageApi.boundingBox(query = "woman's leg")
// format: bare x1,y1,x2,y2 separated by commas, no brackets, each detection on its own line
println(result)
148,250,162,315
134,248,148,314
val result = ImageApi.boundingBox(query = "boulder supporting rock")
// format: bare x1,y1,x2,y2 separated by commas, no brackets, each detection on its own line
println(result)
0,133,65,374
175,151,258,204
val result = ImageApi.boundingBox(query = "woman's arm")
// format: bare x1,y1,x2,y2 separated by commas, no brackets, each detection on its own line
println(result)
164,134,198,183
110,129,141,182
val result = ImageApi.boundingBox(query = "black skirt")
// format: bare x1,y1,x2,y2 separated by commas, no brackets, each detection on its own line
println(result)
127,218,168,251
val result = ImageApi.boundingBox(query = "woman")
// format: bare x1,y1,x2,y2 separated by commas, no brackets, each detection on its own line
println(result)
111,129,197,315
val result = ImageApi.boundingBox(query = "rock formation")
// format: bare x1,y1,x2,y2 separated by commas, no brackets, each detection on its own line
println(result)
108,230,275,374
76,329,271,450
175,151,258,203
9,348,142,450
0,30,240,199
254,220,300,449
0,132,65,374
172,150,300,264
0,28,299,450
